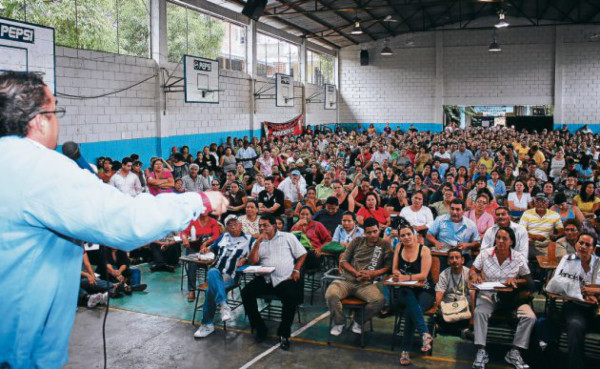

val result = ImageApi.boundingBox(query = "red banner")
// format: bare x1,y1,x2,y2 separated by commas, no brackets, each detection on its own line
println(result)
262,114,305,139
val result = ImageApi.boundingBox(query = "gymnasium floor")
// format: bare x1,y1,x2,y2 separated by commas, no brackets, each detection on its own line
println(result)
66,263,593,369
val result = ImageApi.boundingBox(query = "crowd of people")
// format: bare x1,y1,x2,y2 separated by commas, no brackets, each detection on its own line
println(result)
85,123,600,369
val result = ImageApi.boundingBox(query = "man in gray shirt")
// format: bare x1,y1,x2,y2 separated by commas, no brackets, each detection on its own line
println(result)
241,214,307,350
182,164,209,192
325,217,393,336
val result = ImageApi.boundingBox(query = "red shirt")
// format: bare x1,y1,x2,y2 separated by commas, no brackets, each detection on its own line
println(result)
291,220,332,250
357,206,390,225
182,217,221,244
147,170,174,196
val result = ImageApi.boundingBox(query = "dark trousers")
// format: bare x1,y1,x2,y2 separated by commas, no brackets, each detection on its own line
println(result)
241,276,301,338
564,302,595,369
149,242,180,267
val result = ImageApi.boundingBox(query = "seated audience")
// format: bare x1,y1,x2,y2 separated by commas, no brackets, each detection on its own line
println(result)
481,207,529,258
399,191,434,236
470,227,536,369
356,192,391,231
325,218,392,337
331,211,364,249
181,214,222,302
391,222,434,366
241,215,307,350
194,215,253,338
519,193,564,259
313,196,344,236
239,200,260,238
291,206,332,269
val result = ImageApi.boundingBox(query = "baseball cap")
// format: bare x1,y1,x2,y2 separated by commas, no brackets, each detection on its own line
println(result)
224,215,239,224
534,193,548,201
291,170,301,176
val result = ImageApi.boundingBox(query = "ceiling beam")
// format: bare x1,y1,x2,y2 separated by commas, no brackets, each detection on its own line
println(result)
228,0,344,48
315,0,378,41
274,0,365,44
384,0,415,32
506,0,538,26
357,3,397,38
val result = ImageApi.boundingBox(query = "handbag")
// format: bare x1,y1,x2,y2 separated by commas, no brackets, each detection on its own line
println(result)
545,255,585,301
441,297,472,323
440,272,472,323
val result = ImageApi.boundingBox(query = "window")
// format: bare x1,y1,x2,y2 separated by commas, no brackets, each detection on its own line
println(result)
307,49,334,85
167,1,245,72
218,23,246,72
1,0,151,58
256,33,299,79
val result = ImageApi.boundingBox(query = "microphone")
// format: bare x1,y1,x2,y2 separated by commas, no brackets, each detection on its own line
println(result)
62,141,95,174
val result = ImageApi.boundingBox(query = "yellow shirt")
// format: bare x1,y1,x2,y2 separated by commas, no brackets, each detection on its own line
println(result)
478,157,494,172
532,151,546,167
573,195,600,213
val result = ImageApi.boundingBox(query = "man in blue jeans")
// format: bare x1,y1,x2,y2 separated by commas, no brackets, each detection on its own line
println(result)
194,215,254,338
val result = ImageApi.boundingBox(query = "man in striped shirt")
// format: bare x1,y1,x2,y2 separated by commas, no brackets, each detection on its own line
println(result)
519,193,564,258
194,215,254,338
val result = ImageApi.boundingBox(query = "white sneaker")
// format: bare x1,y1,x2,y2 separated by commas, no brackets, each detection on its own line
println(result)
330,324,344,336
100,292,109,306
87,293,104,309
351,321,362,334
473,348,489,369
194,324,215,338
505,349,529,369
220,304,232,322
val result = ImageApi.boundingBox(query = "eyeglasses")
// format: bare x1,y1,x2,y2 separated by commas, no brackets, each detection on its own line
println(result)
212,183,220,186
38,107,66,119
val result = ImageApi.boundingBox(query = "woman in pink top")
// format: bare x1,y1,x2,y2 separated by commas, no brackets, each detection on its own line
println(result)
466,193,495,238
147,159,174,196
291,205,332,270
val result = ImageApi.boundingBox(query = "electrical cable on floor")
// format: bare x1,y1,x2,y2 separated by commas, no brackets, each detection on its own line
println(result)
102,254,111,369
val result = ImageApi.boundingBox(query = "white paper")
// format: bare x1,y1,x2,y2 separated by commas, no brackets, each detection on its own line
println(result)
386,278,419,285
243,266,275,274
173,235,182,242
198,252,215,261
474,282,506,290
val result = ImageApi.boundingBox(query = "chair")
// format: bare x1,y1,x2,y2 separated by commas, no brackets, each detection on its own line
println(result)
191,280,243,330
389,257,440,353
255,292,303,324
303,267,321,305
322,268,374,348
327,296,374,348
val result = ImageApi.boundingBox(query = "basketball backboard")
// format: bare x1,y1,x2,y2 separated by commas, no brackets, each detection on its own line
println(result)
0,17,55,93
275,73,294,107
324,84,337,110
183,55,219,104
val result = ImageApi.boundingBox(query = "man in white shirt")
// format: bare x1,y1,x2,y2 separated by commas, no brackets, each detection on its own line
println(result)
109,157,142,197
480,207,529,259
236,141,257,175
242,214,307,350
370,144,392,167
277,170,306,204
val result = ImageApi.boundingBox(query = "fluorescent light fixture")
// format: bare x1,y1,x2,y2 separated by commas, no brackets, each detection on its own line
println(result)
351,19,363,35
495,11,509,28
381,45,393,56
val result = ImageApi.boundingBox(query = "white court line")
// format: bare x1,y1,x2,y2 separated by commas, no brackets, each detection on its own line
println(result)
238,311,330,369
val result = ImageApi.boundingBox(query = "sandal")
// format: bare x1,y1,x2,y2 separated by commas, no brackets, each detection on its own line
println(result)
421,332,433,352
400,351,411,366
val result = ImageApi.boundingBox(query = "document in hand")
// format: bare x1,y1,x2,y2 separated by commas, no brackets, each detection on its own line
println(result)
474,282,506,290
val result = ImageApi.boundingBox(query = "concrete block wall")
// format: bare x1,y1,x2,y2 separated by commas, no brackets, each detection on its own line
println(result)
339,23,600,132
57,47,158,144
305,83,337,125
54,47,337,163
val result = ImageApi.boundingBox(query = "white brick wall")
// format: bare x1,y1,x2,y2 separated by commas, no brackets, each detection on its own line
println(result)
56,47,157,144
339,24,600,125
55,47,337,145
306,83,337,125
